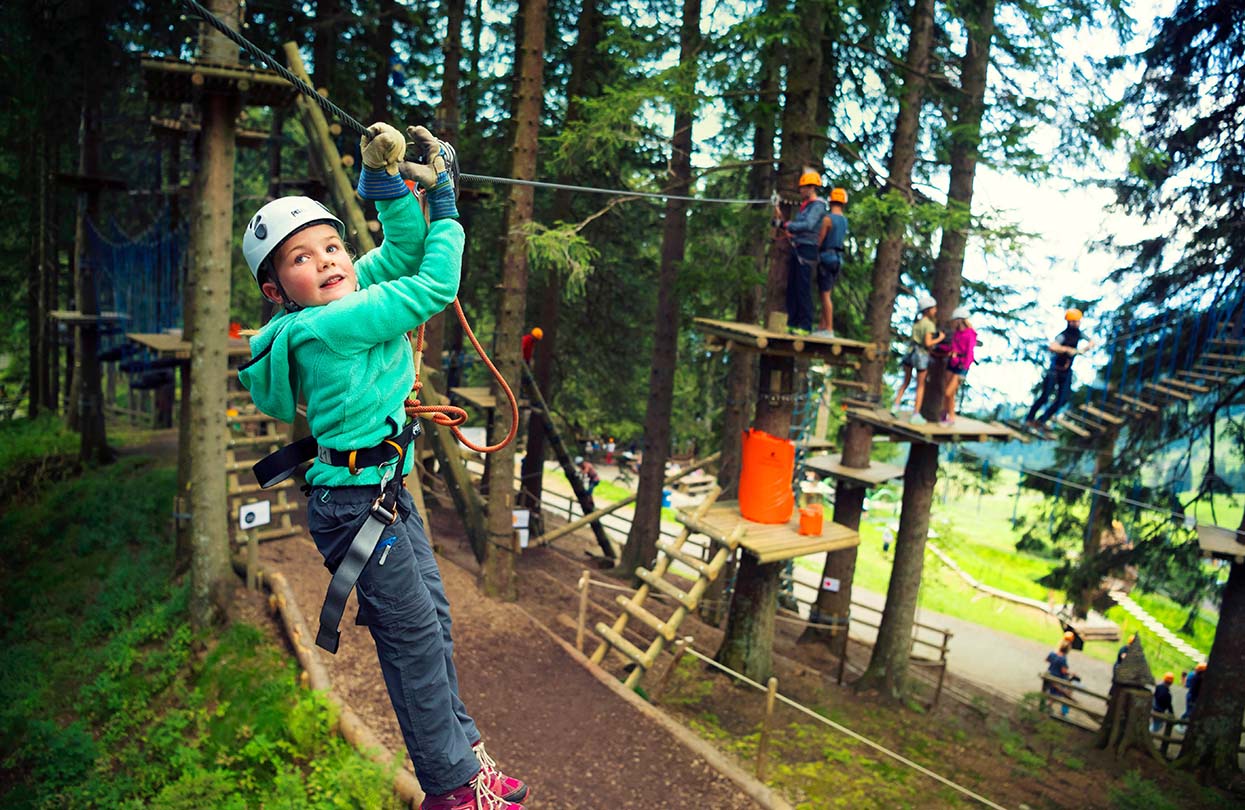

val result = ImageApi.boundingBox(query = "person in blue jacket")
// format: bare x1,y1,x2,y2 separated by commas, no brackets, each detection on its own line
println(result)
774,169,827,334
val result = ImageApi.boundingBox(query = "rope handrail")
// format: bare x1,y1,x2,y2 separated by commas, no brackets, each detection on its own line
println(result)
679,645,1011,810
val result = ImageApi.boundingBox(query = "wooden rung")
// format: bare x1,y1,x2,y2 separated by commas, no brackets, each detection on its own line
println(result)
1178,369,1227,383
228,434,285,449
830,379,869,391
255,524,300,542
593,623,654,669
1200,353,1245,363
1079,404,1124,425
676,512,733,546
229,412,279,424
1114,392,1160,412
1065,412,1106,432
228,479,293,496
1055,416,1091,438
634,569,697,610
1144,382,1192,401
1160,376,1209,393
1209,338,1245,347
228,390,254,401
656,540,711,576
616,596,676,641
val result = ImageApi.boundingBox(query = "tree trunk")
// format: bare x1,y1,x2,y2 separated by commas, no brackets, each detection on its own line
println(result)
717,0,779,501
860,441,938,697
1096,686,1164,763
1177,536,1245,783
28,138,49,417
619,0,701,577
518,0,603,526
716,0,822,682
71,99,111,464
312,0,341,94
716,554,781,681
368,0,396,124
187,0,241,630
802,0,936,652
1075,435,1117,616
482,0,547,600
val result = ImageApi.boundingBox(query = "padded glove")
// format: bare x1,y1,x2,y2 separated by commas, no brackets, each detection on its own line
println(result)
400,125,458,220
360,122,405,175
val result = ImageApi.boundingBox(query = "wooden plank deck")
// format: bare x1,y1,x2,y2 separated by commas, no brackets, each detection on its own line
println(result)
847,407,1018,444
51,309,127,325
128,332,251,358
1196,524,1245,563
804,453,905,485
694,317,880,365
684,500,859,564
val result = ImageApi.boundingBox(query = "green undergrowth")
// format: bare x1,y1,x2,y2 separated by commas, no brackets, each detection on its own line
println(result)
0,455,403,809
0,415,80,504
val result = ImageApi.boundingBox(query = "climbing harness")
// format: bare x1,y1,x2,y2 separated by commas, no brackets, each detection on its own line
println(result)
252,419,416,654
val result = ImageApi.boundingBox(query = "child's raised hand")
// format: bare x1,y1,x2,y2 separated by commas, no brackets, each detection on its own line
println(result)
360,123,406,175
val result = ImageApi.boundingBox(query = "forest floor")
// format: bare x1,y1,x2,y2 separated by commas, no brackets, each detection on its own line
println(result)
254,476,1235,809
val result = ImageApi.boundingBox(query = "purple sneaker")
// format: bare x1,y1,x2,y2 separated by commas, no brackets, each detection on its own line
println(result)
474,742,529,803
420,770,523,810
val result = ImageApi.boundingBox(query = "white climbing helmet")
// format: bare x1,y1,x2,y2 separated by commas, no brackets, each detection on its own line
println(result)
952,306,970,320
917,295,936,311
242,196,345,282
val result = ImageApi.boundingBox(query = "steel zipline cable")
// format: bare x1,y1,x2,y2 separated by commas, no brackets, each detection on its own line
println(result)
179,0,770,206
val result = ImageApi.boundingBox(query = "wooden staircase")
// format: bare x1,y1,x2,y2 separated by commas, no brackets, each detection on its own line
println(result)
589,486,743,688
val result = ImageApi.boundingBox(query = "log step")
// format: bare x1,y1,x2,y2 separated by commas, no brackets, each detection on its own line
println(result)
1144,382,1192,401
1113,392,1160,413
1200,353,1245,363
1159,376,1209,394
656,539,711,576
616,595,676,641
593,622,654,669
635,568,698,610
228,434,285,449
1178,369,1227,383
1079,404,1124,425
1055,416,1091,438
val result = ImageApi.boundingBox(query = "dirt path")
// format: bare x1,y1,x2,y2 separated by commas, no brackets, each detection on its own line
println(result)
258,506,768,809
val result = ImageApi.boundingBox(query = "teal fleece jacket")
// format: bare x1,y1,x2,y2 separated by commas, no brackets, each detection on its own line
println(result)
238,193,463,487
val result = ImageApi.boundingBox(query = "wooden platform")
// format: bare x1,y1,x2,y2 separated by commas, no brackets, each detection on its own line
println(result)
803,453,904,486
141,56,297,107
846,408,1018,444
681,500,859,564
50,309,126,325
1196,524,1245,563
694,318,879,366
127,332,252,359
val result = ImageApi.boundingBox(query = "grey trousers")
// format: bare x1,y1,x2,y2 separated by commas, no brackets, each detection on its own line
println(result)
308,484,480,795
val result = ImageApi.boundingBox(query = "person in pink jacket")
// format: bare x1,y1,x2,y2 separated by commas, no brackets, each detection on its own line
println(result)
943,306,977,425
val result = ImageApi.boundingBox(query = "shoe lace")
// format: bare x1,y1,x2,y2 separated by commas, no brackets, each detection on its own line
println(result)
474,743,499,777
470,769,509,810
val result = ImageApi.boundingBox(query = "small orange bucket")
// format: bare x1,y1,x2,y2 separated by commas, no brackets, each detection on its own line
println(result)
798,504,824,536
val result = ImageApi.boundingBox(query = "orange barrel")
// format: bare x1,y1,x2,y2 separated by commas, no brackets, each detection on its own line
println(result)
738,428,795,523
798,504,824,536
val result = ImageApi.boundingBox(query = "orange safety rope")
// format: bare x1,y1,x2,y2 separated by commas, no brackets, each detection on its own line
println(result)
403,298,519,453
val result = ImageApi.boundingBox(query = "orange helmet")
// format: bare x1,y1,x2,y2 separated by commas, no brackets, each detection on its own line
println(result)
1064,308,1083,322
1062,630,1075,641
798,170,822,188
829,187,848,204
1195,662,1207,672
531,327,544,340
1163,672,1174,683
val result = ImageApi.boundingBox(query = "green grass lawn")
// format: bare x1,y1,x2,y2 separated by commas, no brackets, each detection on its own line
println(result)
1,451,404,809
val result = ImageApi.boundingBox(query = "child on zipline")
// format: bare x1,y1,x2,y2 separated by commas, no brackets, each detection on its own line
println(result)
892,295,944,424
942,306,976,425
1025,308,1093,427
239,123,527,810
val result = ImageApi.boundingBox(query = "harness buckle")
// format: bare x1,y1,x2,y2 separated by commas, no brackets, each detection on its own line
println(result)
316,445,332,464
371,493,400,525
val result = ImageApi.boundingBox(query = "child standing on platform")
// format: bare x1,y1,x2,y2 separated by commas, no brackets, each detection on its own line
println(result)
892,295,944,424
943,306,976,425
813,187,850,337
774,169,827,334
238,123,527,810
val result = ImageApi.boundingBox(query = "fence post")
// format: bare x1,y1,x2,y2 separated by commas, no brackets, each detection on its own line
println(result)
755,676,779,781
576,570,590,652
1160,715,1174,759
